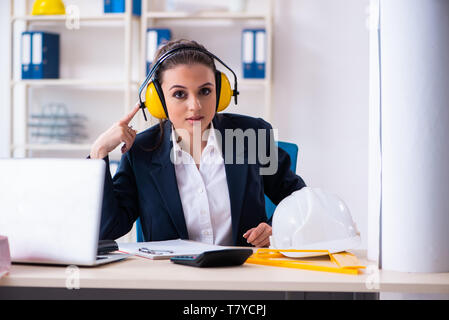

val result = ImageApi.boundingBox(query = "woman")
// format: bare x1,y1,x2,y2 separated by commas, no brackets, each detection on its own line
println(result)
90,39,306,247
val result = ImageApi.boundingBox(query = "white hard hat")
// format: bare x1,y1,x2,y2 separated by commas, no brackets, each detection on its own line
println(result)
270,187,360,257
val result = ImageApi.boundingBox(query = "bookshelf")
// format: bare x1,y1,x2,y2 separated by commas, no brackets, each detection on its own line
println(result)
8,0,139,158
9,0,274,156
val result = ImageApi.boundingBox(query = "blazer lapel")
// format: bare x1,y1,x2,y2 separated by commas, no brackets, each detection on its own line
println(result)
149,121,189,239
213,116,248,245
147,116,249,245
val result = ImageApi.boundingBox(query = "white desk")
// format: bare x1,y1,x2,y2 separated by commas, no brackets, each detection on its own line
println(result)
1,250,448,300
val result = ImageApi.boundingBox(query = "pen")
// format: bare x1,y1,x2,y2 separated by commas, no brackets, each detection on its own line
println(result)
138,247,174,255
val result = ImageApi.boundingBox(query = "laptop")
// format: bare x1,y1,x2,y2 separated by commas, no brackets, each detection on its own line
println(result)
0,158,129,266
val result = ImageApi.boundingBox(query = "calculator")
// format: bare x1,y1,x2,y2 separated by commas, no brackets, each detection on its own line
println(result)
170,249,253,268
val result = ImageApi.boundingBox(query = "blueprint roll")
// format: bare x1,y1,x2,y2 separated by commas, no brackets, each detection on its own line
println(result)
380,0,449,272
367,0,381,263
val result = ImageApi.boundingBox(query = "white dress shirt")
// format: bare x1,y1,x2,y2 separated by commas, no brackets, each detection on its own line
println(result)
171,123,233,246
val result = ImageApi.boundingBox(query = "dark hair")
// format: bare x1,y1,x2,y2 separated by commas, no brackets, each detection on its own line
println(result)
154,39,217,84
144,39,216,152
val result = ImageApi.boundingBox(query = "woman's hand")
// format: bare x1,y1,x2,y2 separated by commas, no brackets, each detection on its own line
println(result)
90,105,140,159
243,222,272,247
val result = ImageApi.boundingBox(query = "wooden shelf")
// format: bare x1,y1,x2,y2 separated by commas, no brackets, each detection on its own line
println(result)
12,12,268,22
12,14,138,22
11,144,123,161
12,144,92,151
9,0,139,158
12,79,267,92
11,79,140,88
240,79,269,87
145,11,268,20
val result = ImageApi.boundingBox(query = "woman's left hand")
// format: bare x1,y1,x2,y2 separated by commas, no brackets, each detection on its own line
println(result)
243,223,272,247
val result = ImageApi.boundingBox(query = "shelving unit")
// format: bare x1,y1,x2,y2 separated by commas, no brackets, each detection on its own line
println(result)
8,0,140,158
139,0,274,130
12,13,131,22
9,0,274,157
12,79,140,87
144,11,268,19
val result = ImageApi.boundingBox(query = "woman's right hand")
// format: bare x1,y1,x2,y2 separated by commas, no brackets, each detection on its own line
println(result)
90,105,140,159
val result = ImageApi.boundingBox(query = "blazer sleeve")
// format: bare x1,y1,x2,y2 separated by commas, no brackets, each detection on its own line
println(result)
98,153,140,240
259,118,306,223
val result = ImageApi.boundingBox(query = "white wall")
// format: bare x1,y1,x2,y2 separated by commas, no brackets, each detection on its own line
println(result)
0,0,370,248
272,0,370,248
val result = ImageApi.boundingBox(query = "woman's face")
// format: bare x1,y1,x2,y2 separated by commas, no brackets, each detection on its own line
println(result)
161,63,216,139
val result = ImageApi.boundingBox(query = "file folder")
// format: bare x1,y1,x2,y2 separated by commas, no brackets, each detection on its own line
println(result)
21,32,33,79
254,29,266,79
31,32,60,79
104,0,112,12
104,0,142,16
242,28,266,79
242,29,255,78
133,0,142,16
146,28,171,73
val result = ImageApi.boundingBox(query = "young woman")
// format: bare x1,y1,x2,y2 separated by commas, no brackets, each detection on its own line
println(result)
90,39,306,247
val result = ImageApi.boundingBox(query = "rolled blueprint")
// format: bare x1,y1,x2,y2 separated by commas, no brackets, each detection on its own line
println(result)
367,0,381,263
379,0,449,272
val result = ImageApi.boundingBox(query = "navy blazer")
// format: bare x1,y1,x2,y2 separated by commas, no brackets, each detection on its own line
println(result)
99,113,306,246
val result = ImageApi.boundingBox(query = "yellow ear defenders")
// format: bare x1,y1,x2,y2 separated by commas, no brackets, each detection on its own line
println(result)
138,46,239,120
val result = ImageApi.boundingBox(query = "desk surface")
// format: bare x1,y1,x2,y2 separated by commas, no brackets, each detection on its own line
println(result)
1,251,449,294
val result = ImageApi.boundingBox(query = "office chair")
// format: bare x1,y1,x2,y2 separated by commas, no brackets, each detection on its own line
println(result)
135,141,299,242
265,141,299,221
136,215,144,242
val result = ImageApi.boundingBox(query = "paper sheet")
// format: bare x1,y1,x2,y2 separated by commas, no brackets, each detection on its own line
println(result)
117,239,228,260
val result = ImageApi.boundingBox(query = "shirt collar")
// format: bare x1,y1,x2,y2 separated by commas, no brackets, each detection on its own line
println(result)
171,122,223,164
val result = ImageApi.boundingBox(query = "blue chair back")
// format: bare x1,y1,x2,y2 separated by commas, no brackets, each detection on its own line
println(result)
136,217,144,242
264,141,298,220
135,141,299,242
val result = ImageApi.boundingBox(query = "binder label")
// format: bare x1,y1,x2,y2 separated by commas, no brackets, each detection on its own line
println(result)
147,30,158,63
22,34,31,65
32,33,43,65
242,31,254,63
255,31,266,63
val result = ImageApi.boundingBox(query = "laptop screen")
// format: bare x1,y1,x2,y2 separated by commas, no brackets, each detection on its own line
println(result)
0,159,106,265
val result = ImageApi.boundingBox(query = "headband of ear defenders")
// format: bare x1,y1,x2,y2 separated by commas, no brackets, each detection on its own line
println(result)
138,46,239,121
